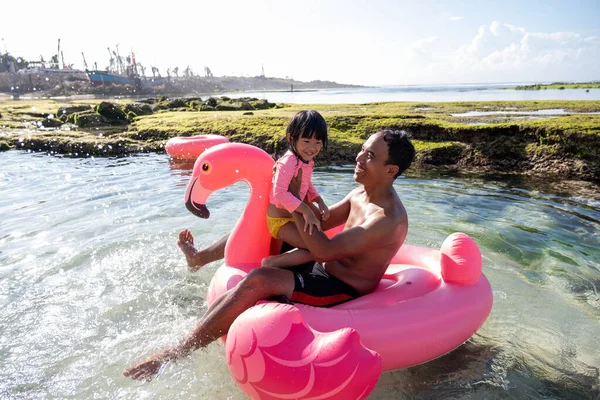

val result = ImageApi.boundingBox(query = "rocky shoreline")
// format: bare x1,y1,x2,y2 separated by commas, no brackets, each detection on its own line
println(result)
1,97,599,183
0,71,363,97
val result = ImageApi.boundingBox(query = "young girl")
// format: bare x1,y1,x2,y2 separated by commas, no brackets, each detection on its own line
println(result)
261,110,330,268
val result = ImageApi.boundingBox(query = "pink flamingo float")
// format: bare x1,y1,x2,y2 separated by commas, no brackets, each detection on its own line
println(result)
183,141,493,400
166,134,229,159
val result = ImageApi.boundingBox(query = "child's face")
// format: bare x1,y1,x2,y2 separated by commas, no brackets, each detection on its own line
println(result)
294,136,323,162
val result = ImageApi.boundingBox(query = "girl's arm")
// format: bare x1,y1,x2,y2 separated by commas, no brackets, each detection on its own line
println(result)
272,155,303,213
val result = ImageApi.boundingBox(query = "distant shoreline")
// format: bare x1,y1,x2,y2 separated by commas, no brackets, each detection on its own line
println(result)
0,71,365,97
1,97,599,182
504,81,600,90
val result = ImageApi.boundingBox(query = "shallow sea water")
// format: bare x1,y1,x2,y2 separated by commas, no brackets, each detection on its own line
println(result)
0,151,598,399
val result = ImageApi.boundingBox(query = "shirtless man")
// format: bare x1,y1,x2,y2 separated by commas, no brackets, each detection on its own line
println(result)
123,129,415,381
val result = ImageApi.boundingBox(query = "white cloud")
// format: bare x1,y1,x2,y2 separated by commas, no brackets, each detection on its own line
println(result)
408,21,600,83
448,16,463,21
412,36,438,49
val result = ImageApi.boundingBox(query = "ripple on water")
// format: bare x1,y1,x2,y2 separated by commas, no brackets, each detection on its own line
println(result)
0,151,598,399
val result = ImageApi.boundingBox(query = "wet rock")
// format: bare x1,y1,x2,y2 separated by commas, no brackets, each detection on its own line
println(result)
187,99,202,110
204,97,218,107
249,99,275,110
215,103,239,111
418,144,464,165
167,98,188,108
240,101,254,110
123,103,153,117
40,118,63,128
151,104,170,112
74,111,106,128
57,105,92,121
95,102,128,124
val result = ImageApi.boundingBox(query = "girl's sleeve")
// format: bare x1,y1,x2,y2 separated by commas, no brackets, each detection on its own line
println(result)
272,155,302,213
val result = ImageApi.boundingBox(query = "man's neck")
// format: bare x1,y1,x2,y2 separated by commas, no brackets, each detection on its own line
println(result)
362,181,395,203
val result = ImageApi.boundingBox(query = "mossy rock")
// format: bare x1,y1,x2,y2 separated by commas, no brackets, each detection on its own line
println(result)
204,98,218,107
185,97,203,105
23,112,47,118
215,103,240,111
40,118,63,128
200,104,215,111
151,104,170,112
188,100,202,110
123,103,153,117
74,112,106,128
167,98,188,109
57,105,91,120
95,102,128,124
416,143,464,165
249,99,275,110
239,101,254,110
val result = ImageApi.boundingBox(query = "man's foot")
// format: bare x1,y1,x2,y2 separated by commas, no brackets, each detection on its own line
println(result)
177,229,206,272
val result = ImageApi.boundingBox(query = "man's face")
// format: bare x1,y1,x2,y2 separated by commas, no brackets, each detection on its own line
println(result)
353,133,391,183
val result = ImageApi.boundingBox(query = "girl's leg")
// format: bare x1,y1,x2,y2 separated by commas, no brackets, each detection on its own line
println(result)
262,248,314,268
276,222,306,249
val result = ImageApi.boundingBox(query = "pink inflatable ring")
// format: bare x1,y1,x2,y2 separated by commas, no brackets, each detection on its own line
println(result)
184,141,493,400
165,134,229,159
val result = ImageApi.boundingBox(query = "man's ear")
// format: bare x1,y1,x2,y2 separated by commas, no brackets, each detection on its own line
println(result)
387,164,399,178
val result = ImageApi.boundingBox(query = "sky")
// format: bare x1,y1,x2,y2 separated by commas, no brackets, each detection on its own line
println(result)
2,0,599,85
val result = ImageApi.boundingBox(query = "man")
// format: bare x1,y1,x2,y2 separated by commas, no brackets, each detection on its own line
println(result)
123,129,415,381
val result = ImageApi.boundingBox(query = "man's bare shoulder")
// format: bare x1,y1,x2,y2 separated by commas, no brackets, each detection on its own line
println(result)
347,186,365,199
347,187,406,233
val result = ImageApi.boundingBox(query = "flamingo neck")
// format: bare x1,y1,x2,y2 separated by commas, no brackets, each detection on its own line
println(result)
225,177,272,270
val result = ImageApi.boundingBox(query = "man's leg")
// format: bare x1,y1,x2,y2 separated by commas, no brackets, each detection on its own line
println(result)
178,230,229,272
123,267,295,381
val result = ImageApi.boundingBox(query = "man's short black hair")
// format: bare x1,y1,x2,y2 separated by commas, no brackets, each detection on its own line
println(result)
380,129,415,179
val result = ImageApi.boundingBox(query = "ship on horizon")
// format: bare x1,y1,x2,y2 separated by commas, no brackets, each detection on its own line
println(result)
84,46,166,88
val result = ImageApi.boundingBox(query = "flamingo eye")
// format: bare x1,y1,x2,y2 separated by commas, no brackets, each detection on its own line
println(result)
201,162,211,174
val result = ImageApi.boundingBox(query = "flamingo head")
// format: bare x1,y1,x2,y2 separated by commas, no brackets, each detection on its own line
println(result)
184,142,274,219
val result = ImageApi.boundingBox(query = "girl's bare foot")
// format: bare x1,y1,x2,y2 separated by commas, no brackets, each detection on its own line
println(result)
177,229,205,272
261,255,284,268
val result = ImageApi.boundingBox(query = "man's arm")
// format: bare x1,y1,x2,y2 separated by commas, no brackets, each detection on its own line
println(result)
288,170,352,232
292,209,403,262
318,190,353,231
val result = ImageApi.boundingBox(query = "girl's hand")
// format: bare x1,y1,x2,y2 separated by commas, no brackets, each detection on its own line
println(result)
319,203,330,221
303,210,322,235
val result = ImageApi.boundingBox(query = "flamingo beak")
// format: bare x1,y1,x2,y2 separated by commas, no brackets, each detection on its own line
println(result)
184,177,212,219
186,199,210,219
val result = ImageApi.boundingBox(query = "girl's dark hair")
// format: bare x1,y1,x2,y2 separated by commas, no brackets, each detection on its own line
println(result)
380,129,415,178
286,110,328,155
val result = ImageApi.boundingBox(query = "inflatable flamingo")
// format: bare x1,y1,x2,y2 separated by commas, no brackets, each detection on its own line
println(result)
184,142,493,400
166,134,229,159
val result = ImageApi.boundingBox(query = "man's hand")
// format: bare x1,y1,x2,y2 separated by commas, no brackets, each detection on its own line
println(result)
123,354,166,381
319,202,330,221
288,168,303,199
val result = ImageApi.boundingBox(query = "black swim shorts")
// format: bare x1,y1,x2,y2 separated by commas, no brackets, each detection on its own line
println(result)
287,261,361,307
